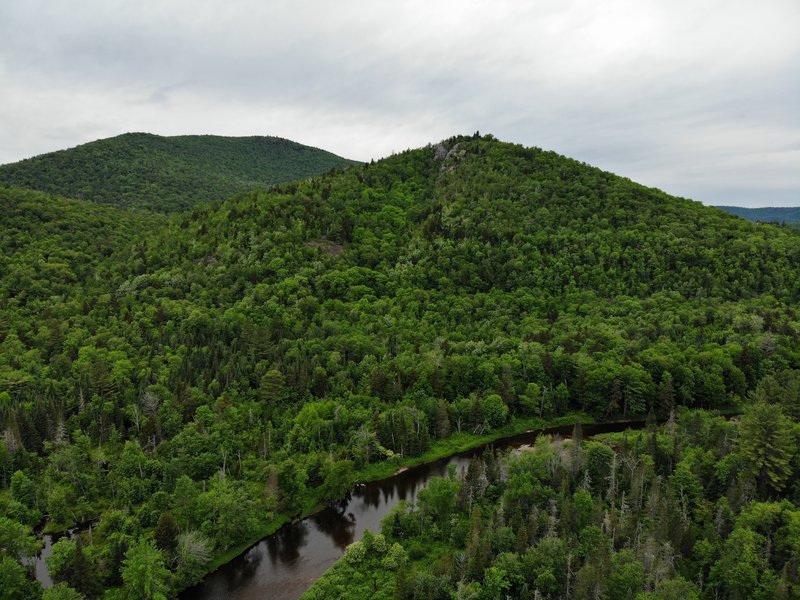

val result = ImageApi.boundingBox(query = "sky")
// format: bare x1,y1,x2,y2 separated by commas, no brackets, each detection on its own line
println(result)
0,0,797,207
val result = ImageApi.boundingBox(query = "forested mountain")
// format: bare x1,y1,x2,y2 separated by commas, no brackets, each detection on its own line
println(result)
0,133,356,212
716,205,800,225
1,134,799,599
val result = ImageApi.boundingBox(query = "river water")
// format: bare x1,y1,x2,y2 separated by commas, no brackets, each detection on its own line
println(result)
181,419,640,600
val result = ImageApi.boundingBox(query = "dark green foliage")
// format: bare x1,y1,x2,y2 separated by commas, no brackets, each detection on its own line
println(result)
277,460,308,515
46,538,100,599
318,460,355,503
1,135,800,598
0,133,356,212
153,513,179,553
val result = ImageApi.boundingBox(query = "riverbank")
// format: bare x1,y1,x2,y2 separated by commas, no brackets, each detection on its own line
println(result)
185,412,691,600
198,407,747,582
186,412,598,591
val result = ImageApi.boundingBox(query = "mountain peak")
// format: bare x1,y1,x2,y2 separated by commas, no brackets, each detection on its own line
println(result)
0,133,357,212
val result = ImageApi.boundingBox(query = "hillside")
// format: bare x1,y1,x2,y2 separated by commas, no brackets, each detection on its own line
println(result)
0,133,357,212
1,134,798,599
0,185,163,310
716,205,800,224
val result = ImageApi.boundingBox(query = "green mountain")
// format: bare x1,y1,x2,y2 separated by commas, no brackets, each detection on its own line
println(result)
716,205,800,224
0,133,357,212
1,134,798,599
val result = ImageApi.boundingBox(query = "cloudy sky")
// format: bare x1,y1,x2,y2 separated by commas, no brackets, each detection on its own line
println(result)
1,0,797,207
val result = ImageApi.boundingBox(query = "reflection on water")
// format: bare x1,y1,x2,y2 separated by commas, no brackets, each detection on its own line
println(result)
181,455,467,599
181,421,641,600
28,527,78,589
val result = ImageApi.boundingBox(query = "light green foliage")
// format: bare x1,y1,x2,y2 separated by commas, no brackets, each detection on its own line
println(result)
0,555,38,600
0,516,40,558
635,577,699,600
607,550,645,600
46,538,77,584
42,583,85,600
738,402,795,496
10,471,37,511
709,527,765,599
417,475,460,533
120,540,170,600
481,394,509,430
174,530,212,588
302,530,398,599
196,477,259,552
482,566,510,599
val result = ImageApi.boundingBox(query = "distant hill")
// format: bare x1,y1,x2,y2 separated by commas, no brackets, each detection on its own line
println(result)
716,205,800,224
0,133,357,212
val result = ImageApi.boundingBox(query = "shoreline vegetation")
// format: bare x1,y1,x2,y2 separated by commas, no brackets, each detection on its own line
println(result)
191,412,599,584
191,408,748,593
301,406,798,600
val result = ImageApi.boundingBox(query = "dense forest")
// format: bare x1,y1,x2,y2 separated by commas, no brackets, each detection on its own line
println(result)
0,134,356,212
1,134,799,599
303,407,800,599
716,206,800,225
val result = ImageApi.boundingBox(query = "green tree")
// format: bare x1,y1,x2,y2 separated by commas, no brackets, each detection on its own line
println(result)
480,394,508,430
10,471,37,512
0,516,40,558
635,577,699,600
0,555,39,600
153,513,179,554
709,527,765,600
607,550,644,600
738,402,795,497
259,369,286,405
277,459,308,515
319,460,355,503
46,538,98,599
121,540,171,600
417,476,459,533
174,531,212,588
42,584,85,600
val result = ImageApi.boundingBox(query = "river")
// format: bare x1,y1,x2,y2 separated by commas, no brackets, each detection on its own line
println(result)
181,419,641,600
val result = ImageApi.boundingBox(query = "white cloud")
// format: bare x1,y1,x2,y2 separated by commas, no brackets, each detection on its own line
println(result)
0,0,797,206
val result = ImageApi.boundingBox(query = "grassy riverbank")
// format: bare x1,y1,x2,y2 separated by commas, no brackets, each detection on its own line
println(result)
186,412,597,591
190,407,749,592
353,412,596,484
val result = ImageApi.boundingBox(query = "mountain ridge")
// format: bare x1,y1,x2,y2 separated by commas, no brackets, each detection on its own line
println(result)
715,204,800,224
0,132,357,212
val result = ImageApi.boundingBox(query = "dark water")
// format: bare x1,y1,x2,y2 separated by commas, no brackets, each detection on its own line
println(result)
183,419,642,600
28,527,79,588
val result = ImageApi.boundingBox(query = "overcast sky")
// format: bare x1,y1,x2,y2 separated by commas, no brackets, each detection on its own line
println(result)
1,1,797,207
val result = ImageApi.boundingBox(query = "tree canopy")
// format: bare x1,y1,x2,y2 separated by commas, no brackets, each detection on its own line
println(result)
0,134,799,598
